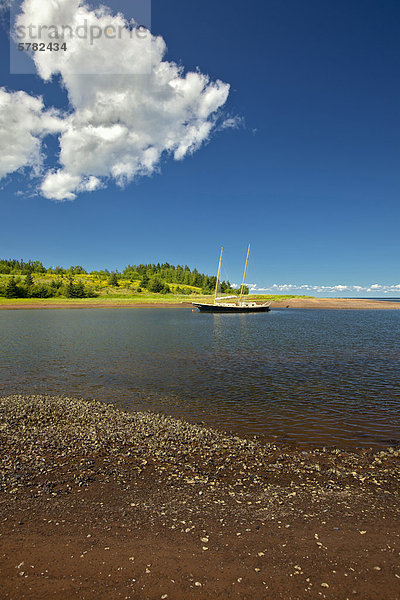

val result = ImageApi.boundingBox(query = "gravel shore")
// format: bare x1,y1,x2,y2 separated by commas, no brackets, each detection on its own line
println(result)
1,395,399,599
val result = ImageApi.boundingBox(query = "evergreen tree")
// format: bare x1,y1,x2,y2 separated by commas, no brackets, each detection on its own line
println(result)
160,284,170,294
30,284,52,298
65,279,75,298
5,277,20,298
74,282,86,298
108,272,119,287
148,277,164,293
25,272,34,287
140,273,149,288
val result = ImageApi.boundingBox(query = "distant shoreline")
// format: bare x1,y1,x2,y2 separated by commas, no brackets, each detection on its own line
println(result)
1,297,400,310
0,301,193,310
270,297,400,309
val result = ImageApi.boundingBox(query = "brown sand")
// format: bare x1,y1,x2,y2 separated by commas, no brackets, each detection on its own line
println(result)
271,297,400,309
1,298,399,310
0,302,194,310
1,395,399,600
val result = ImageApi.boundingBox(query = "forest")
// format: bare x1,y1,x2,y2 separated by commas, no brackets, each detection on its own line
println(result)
0,259,247,299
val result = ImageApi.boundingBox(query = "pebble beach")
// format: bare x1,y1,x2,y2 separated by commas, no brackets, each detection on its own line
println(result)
1,394,399,599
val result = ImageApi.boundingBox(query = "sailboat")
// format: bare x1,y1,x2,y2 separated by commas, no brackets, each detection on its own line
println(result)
192,245,271,313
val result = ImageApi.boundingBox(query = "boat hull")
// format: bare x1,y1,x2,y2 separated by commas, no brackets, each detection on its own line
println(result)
192,303,270,313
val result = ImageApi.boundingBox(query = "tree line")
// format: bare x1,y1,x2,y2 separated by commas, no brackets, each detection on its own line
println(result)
0,259,248,297
0,259,86,276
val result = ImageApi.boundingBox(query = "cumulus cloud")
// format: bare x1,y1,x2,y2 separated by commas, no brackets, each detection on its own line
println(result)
0,87,62,179
1,0,234,200
248,282,400,295
40,171,103,201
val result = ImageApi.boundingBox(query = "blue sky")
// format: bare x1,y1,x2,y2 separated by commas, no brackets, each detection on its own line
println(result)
0,0,399,296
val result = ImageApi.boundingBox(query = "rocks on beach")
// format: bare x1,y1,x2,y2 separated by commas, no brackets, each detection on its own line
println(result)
1,394,399,495
0,395,399,600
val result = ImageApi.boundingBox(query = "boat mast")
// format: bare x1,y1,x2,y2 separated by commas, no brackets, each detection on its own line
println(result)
214,246,223,304
238,244,250,305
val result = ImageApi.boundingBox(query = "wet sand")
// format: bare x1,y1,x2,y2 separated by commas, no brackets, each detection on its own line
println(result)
1,395,399,599
271,297,400,309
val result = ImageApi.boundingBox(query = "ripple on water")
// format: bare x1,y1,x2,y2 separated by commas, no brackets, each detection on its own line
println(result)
0,307,399,447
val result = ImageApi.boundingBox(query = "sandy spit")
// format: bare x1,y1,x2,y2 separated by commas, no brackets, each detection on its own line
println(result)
271,297,400,309
1,298,399,309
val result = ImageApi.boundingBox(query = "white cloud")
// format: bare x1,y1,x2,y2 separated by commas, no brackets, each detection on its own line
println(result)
0,87,61,179
40,170,103,201
248,282,400,295
217,115,245,131
2,0,234,200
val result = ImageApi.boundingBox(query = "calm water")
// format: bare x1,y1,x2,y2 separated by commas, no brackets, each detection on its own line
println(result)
1,308,399,448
